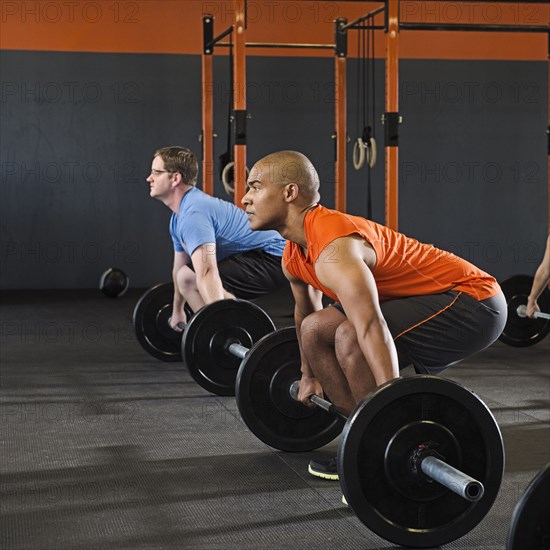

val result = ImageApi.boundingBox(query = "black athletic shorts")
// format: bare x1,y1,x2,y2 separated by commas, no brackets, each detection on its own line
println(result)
332,291,507,376
216,249,288,300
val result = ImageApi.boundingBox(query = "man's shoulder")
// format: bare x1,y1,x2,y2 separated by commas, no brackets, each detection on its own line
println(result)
180,188,215,213
306,205,362,237
308,204,353,226
185,188,241,212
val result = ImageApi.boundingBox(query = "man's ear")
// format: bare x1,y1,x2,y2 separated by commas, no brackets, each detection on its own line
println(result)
284,183,298,202
171,172,183,188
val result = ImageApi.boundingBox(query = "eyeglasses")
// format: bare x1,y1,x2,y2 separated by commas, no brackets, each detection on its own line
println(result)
150,169,173,176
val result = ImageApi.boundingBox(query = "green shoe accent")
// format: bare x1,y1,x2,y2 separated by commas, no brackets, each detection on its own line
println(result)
308,457,339,481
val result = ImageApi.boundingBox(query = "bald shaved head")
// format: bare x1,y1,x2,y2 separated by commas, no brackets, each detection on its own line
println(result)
243,151,322,237
250,151,320,205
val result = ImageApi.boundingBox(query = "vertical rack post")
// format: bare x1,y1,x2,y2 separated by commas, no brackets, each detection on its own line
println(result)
233,0,247,207
335,18,348,212
202,15,214,196
385,0,399,230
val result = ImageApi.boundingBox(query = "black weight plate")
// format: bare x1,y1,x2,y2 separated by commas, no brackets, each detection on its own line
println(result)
183,299,275,396
507,463,550,550
499,274,550,347
133,282,182,362
236,327,345,452
339,376,504,548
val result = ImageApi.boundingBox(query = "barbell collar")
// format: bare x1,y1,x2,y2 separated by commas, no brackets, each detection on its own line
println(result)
420,455,485,502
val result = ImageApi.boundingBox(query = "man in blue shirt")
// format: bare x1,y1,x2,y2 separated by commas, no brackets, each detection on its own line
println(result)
148,146,287,330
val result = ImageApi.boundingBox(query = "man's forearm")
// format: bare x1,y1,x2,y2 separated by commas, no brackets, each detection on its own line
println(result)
528,265,550,302
356,321,399,387
172,269,185,309
294,305,315,379
196,270,226,304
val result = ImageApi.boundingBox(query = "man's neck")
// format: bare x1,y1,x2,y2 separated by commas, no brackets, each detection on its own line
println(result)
280,204,317,251
166,185,193,214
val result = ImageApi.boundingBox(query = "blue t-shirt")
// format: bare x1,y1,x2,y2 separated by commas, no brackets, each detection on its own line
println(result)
169,187,286,260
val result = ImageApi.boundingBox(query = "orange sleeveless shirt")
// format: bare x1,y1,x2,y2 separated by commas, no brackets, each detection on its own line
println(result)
283,205,500,302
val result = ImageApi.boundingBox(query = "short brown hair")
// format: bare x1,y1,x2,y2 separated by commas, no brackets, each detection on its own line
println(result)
154,146,199,186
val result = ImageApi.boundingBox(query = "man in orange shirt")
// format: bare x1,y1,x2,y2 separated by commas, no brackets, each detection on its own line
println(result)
242,150,507,480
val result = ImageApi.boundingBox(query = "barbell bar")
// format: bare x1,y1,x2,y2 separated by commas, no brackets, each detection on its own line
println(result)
288,380,485,503
516,304,550,320
419,455,484,502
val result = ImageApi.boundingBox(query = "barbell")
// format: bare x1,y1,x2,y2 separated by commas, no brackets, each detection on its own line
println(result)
235,327,505,548
133,284,276,395
288,379,485,502
499,274,550,347
287,381,485,502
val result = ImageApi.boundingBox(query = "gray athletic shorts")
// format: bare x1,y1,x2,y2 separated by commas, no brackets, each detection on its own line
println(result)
333,291,507,376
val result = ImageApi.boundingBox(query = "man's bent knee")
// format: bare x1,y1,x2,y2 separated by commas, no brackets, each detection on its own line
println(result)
176,265,198,295
335,321,364,365
300,308,345,348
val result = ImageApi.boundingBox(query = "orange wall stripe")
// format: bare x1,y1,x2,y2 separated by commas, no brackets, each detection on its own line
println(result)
0,1,547,60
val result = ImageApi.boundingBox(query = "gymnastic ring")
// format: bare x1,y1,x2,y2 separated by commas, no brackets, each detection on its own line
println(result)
221,162,251,195
366,137,377,169
353,138,366,170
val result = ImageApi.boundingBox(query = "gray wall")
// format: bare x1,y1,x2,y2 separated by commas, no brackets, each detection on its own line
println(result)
0,50,547,289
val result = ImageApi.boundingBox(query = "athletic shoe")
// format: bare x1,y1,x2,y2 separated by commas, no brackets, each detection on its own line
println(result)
308,456,338,480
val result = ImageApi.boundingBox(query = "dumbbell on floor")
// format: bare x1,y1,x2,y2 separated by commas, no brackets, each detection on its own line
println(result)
235,327,505,548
